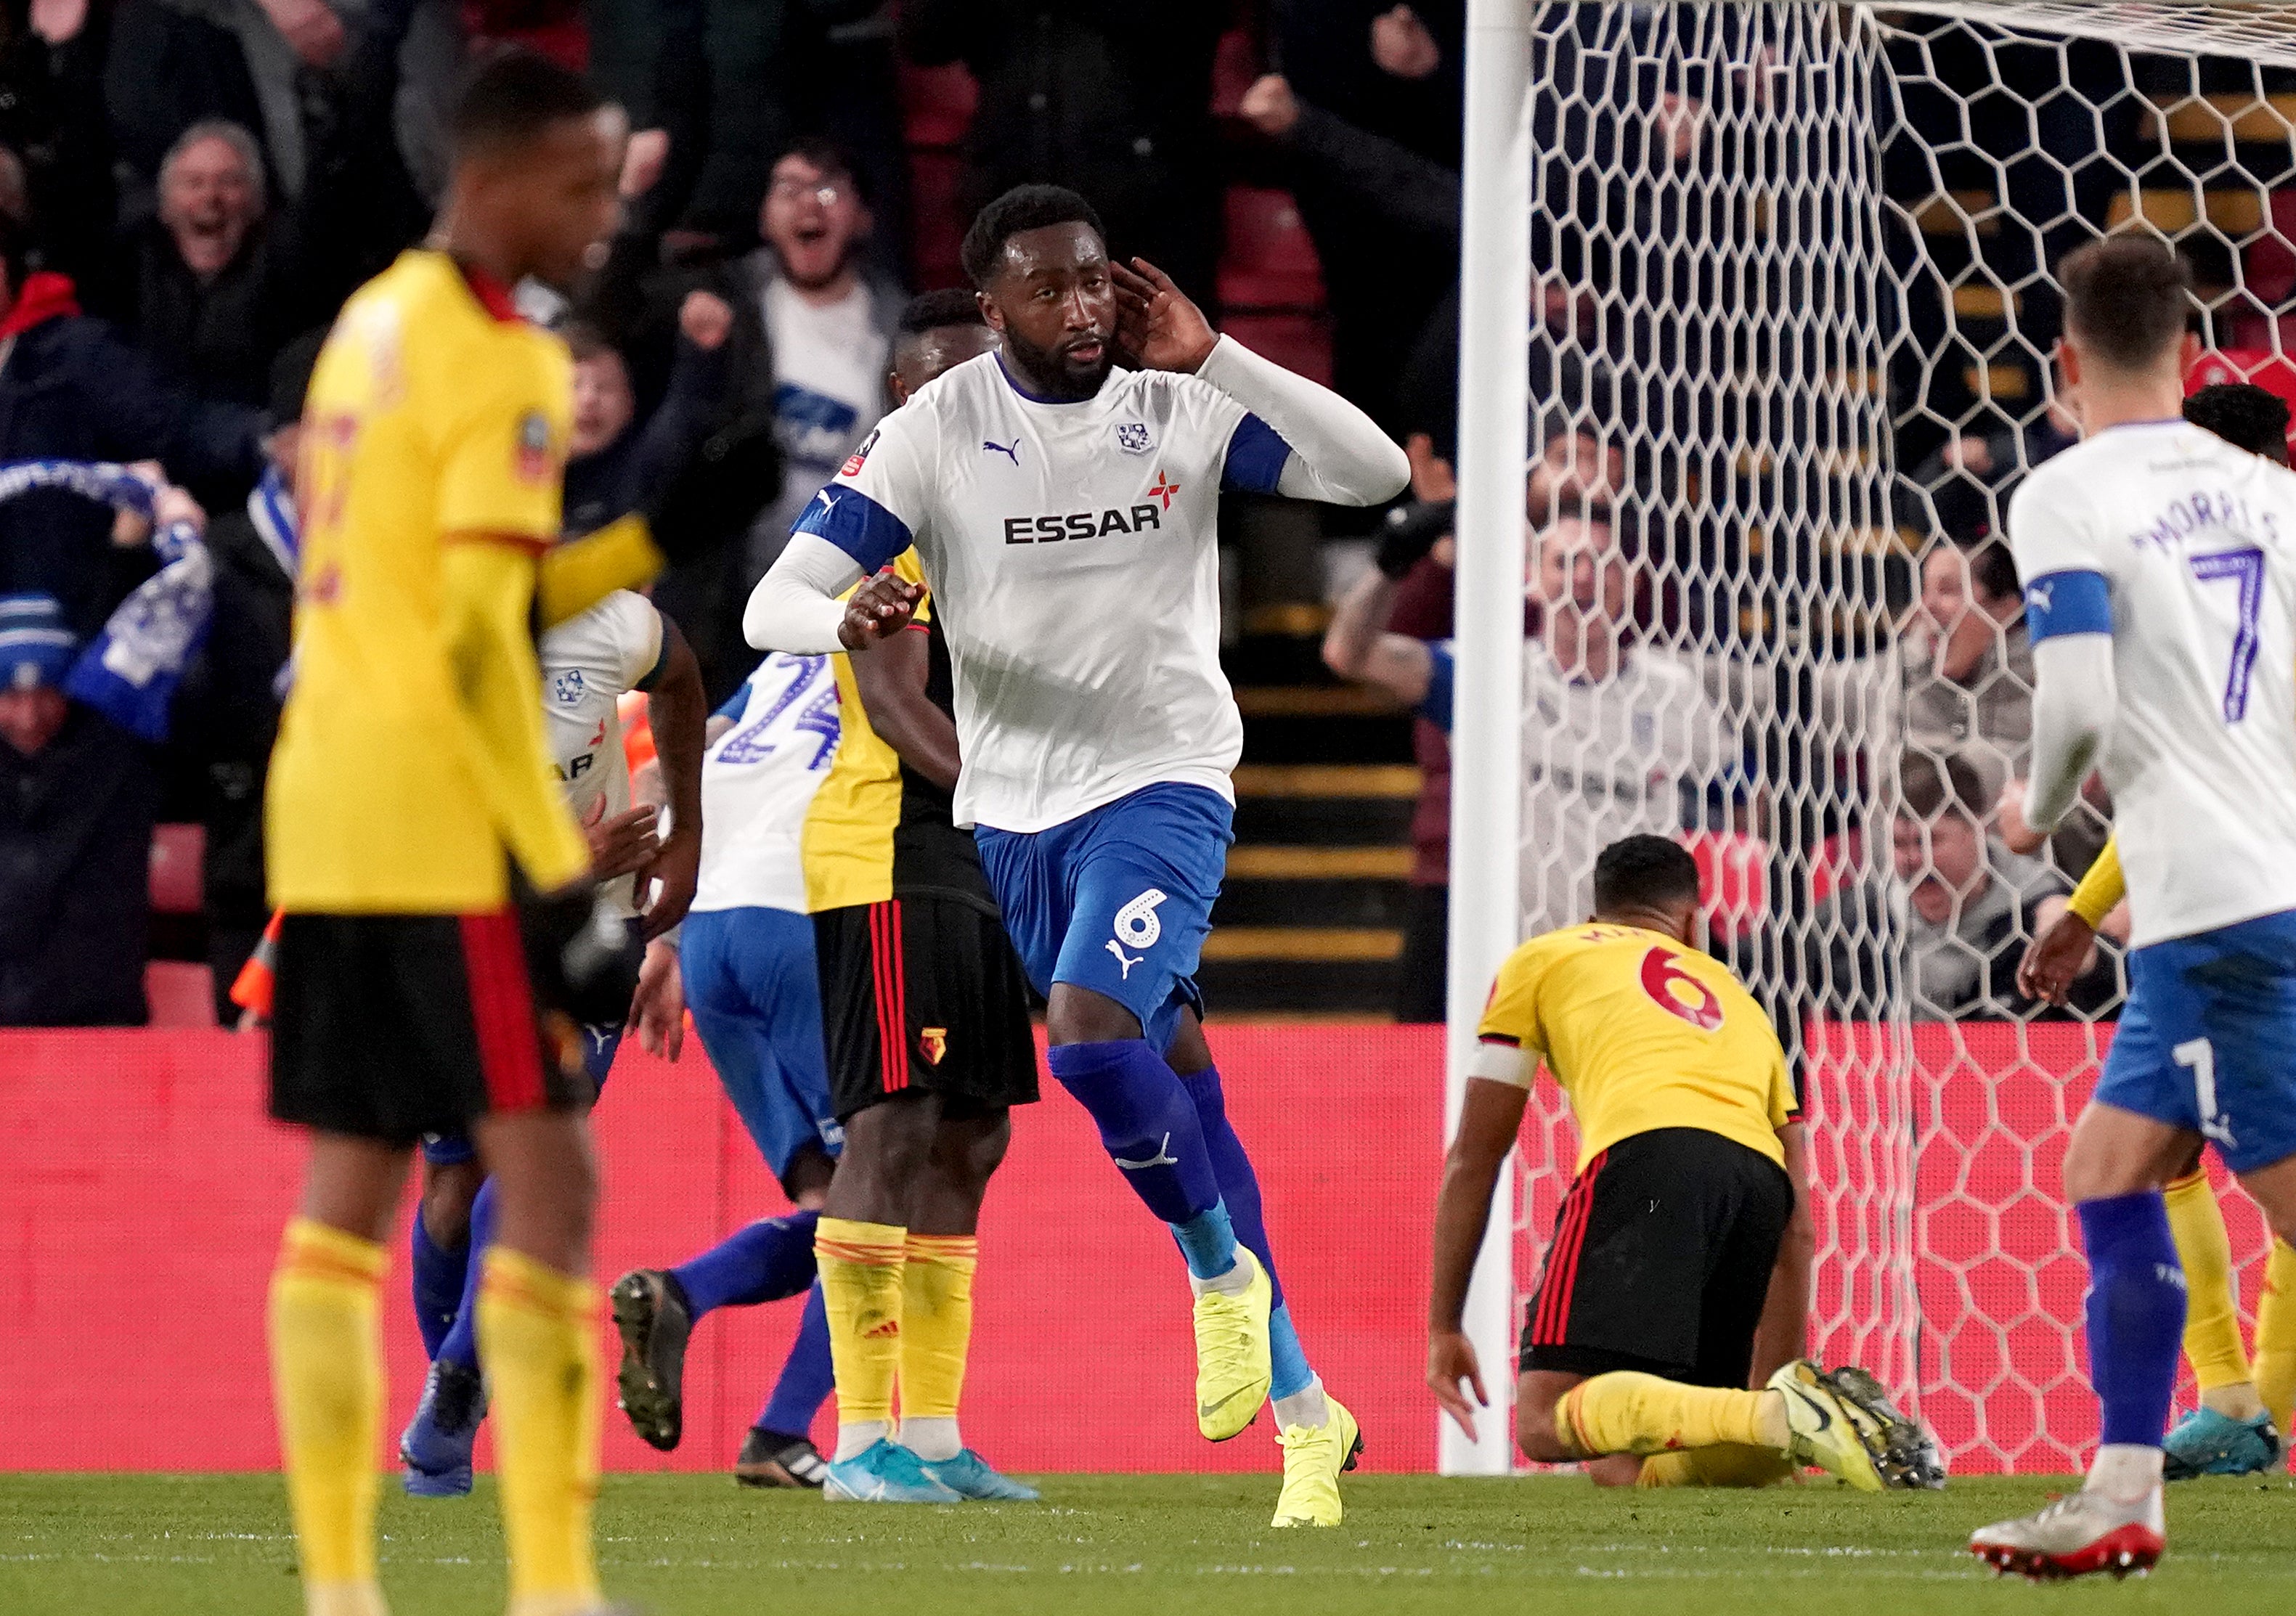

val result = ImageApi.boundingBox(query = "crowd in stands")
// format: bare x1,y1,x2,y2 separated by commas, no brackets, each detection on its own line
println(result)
0,2,2281,1033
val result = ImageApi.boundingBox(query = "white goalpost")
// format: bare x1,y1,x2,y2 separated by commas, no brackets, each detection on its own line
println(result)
1445,0,2296,1476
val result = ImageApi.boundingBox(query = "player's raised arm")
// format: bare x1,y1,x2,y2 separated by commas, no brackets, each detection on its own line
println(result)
1112,257,1409,507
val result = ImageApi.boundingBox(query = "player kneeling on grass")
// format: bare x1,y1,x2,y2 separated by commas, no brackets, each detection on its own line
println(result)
1428,835,1944,1491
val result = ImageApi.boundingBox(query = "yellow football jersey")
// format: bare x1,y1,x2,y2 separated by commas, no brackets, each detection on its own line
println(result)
266,250,589,911
1475,923,1797,1172
802,550,933,913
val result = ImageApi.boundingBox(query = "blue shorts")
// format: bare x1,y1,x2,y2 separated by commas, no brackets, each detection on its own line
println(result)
974,782,1232,1053
421,1021,623,1167
682,905,843,1186
2096,908,2296,1175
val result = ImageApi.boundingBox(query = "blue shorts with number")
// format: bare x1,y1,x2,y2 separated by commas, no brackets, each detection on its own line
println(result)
974,782,1233,1053
2096,907,2296,1176
681,905,844,1186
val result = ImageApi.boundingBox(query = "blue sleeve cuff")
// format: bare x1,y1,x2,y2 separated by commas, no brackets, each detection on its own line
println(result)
2024,568,2113,642
1418,640,1456,732
710,678,752,724
793,486,913,574
1221,412,1292,494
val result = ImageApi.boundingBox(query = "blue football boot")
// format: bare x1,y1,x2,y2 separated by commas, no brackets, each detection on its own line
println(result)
821,1439,962,1503
2162,1405,2281,1479
919,1448,1041,1501
399,1358,487,1498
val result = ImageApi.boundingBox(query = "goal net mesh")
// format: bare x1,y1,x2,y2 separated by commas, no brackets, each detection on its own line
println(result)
1506,0,2292,1474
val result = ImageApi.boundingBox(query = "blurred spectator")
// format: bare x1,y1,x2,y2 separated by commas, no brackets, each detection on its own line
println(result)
744,139,899,575
563,289,736,538
587,0,883,241
1902,536,2030,808
1369,500,1456,1023
1904,394,2078,544
1885,751,2101,1019
0,592,158,1026
0,211,277,639
1324,507,1725,943
900,0,1227,307
72,1,433,404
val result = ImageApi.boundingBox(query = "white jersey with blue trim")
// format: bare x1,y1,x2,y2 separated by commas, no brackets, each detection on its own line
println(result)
2011,417,2296,946
540,589,666,917
692,653,843,915
794,349,1287,832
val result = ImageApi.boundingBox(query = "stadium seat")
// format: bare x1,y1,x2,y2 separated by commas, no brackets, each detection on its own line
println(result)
1217,313,1333,387
907,150,969,293
2238,189,2296,306
900,62,977,150
1684,828,1770,940
144,960,217,1028
1209,27,1258,119
1217,187,1325,311
150,823,205,916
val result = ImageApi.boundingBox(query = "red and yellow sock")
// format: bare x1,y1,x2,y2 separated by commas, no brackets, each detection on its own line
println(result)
899,1235,978,1455
269,1215,390,1616
818,1218,908,1440
1558,1372,1772,1457
477,1247,603,1616
2255,1238,2296,1435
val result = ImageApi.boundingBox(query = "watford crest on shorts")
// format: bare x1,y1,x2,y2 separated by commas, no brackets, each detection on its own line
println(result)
919,1027,948,1065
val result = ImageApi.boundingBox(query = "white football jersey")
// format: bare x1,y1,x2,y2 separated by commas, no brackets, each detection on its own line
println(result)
692,651,842,915
539,590,665,916
2010,418,2296,947
794,350,1288,831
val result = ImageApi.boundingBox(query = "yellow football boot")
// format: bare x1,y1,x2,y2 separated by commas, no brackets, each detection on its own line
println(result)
1271,1394,1362,1527
1767,1359,1884,1491
1192,1247,1273,1440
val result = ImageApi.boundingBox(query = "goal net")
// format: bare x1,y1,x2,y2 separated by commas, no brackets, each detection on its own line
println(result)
1489,0,2296,1475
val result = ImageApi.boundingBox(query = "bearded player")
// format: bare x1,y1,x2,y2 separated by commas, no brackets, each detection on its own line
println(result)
1972,237,2296,1577
747,186,1409,1524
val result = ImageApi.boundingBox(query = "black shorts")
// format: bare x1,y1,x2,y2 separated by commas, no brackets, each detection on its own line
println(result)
1521,1127,1793,1387
269,911,590,1146
814,895,1039,1121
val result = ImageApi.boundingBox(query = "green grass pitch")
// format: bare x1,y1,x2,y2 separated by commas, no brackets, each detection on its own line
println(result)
7,1473,2296,1615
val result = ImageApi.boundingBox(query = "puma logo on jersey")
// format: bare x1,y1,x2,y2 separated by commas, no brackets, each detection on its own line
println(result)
1105,939,1144,978
983,438,1020,465
1004,506,1164,544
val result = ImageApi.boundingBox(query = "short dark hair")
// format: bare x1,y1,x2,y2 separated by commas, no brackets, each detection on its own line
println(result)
1591,834,1701,916
2186,381,2292,465
898,287,989,336
558,319,616,364
450,46,606,161
1967,537,2019,605
960,184,1104,288
2059,236,2193,371
773,136,868,204
1900,749,1988,823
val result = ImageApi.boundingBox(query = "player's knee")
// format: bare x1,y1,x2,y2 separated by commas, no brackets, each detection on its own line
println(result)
781,1143,838,1207
1046,982,1142,1046
960,1112,1013,1187
1515,1392,1573,1464
419,1159,485,1246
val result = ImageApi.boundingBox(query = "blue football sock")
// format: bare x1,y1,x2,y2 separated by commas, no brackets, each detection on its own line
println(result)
1181,1065,1313,1396
754,1280,835,1437
410,1211,468,1362
2078,1191,2186,1448
1268,1304,1314,1402
434,1176,497,1375
1179,1066,1287,1307
1048,1039,1223,1230
1171,1202,1241,1282
672,1210,821,1318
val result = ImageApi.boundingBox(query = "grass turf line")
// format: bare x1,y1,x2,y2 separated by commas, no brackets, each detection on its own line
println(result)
5,1473,2296,1615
